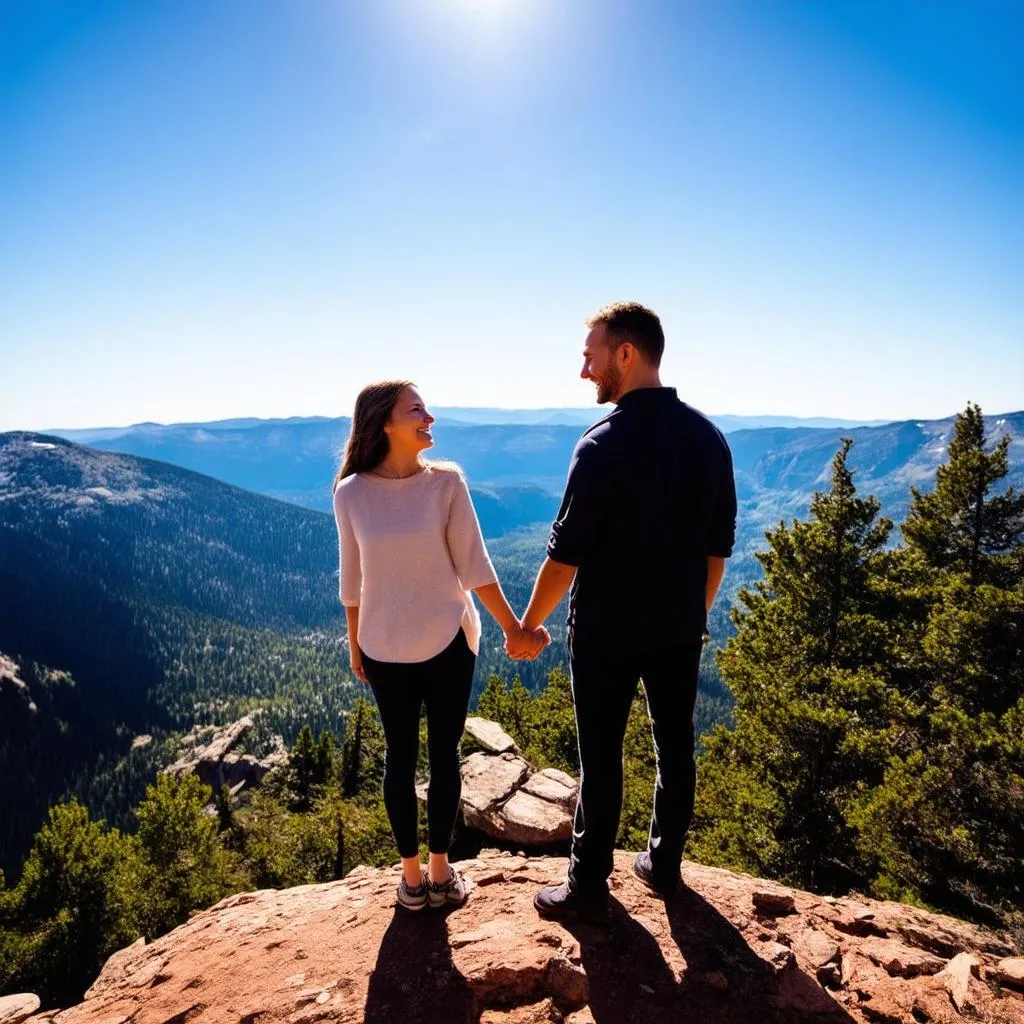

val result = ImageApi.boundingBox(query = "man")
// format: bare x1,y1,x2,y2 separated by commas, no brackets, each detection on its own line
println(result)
514,301,737,921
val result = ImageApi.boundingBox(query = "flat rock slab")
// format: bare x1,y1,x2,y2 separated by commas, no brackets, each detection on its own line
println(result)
997,957,1024,990
30,851,1024,1024
464,717,518,754
496,789,573,845
460,752,532,823
0,994,41,1024
521,769,578,810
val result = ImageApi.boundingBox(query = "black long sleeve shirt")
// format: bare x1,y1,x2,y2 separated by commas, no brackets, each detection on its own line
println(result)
547,386,737,647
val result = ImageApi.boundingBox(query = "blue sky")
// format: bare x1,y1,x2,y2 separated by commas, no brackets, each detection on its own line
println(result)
1,0,1021,430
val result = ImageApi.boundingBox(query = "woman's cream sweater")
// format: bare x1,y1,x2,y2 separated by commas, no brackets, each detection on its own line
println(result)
332,465,498,663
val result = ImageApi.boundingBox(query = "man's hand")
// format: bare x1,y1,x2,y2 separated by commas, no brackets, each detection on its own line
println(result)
505,621,551,661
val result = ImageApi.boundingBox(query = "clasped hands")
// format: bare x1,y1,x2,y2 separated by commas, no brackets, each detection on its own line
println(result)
504,620,551,661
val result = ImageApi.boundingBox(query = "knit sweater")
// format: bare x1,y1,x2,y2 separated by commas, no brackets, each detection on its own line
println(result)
332,465,498,663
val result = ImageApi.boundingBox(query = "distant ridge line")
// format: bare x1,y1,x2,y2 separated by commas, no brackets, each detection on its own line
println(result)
40,409,912,439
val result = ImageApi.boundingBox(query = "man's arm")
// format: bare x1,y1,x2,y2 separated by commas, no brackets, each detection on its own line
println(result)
522,557,577,632
706,555,726,613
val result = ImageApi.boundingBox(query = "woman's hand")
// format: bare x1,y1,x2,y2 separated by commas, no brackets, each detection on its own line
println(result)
350,642,368,682
505,621,551,661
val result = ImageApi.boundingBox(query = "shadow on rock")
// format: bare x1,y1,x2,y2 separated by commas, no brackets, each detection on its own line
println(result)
364,908,478,1024
561,891,856,1023
665,884,857,1022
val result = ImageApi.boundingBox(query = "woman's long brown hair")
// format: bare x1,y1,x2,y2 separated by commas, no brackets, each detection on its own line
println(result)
333,380,416,491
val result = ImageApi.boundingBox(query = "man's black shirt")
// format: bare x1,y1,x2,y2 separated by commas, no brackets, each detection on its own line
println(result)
547,386,737,647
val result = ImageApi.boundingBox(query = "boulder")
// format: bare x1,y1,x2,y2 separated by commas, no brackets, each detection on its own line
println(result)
0,995,40,1024
495,789,573,845
936,952,982,1015
996,957,1024,990
460,752,532,833
465,717,519,754
436,733,580,846
521,768,577,811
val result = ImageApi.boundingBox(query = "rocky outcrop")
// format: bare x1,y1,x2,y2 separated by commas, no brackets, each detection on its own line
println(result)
429,748,578,847
163,715,288,796
0,654,36,713
465,716,519,754
417,718,579,847
31,851,1024,1024
0,994,40,1024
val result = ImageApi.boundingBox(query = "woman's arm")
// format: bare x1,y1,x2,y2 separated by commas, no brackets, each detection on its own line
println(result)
344,605,367,682
446,473,549,659
473,582,549,658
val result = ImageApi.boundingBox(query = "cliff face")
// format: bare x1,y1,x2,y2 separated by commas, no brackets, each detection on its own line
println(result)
25,850,1024,1024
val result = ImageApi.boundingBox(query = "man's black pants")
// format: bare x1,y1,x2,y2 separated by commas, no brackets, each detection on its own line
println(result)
567,632,703,895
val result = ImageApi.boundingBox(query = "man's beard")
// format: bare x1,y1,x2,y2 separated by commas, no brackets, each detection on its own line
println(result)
594,365,622,404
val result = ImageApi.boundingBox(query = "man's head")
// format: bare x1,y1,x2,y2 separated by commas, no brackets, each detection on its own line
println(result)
580,302,664,404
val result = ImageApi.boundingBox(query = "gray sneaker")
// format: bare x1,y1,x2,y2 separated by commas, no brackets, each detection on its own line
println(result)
396,872,428,911
428,866,470,908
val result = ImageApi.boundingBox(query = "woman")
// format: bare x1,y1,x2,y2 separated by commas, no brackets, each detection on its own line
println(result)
332,380,546,910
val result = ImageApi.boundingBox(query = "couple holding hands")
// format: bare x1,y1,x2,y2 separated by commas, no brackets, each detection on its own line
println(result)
332,302,737,921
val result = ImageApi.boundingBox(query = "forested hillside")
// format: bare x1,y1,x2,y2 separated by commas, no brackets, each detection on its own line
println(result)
0,435,581,881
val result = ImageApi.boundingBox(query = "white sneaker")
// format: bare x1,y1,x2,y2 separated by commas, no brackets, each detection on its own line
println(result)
428,866,470,908
396,872,428,911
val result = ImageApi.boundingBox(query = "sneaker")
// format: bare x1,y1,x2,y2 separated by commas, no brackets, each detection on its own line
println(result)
632,851,680,896
396,872,429,911
428,866,470,908
534,882,608,924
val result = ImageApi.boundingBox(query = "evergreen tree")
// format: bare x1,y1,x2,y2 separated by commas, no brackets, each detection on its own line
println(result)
690,440,913,890
289,724,318,808
135,773,236,935
854,405,1024,923
0,801,145,1005
340,699,386,800
314,730,335,786
903,402,1024,587
476,673,511,725
340,702,365,799
215,784,235,833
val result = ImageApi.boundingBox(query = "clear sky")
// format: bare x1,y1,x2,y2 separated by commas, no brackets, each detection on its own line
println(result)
1,0,1021,430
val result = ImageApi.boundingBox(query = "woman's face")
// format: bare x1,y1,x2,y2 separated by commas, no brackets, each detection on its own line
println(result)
385,386,435,455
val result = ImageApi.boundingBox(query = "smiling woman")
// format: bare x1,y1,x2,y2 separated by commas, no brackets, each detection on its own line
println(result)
330,378,549,912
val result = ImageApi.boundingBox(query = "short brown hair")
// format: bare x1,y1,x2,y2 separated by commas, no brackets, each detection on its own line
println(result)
587,301,664,367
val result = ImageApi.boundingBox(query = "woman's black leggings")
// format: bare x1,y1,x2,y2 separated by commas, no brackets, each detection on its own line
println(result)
362,629,475,859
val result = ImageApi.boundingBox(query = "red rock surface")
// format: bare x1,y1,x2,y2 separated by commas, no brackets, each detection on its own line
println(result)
30,851,1024,1024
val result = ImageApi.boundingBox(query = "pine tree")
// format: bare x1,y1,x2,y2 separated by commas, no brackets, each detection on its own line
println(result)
854,405,1024,924
340,703,364,799
476,673,511,725
690,439,913,890
340,699,386,800
215,784,235,833
289,724,318,808
135,773,235,935
314,730,335,786
903,403,1024,587
0,801,146,1005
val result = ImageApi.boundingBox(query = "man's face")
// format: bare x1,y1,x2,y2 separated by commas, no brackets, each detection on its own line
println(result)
580,324,623,405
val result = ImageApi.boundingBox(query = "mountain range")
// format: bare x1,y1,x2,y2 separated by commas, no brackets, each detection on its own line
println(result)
2,405,1021,882
45,409,1024,545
